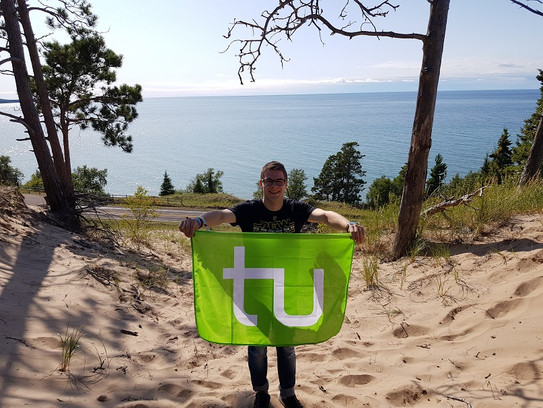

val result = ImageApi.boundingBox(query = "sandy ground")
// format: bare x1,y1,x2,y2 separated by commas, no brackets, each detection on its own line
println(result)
1,188,542,407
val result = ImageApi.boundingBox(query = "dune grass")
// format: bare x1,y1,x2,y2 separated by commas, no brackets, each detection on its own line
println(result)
58,326,84,372
104,179,543,260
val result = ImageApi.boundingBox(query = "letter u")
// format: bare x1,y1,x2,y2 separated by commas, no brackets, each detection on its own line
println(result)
273,269,324,327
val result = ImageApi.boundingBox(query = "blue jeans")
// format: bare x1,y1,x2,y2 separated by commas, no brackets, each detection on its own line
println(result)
248,346,296,398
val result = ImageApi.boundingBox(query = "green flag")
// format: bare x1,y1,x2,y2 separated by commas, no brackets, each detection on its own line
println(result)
191,231,354,346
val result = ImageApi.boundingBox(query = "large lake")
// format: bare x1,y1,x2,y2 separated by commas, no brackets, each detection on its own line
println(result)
0,89,538,200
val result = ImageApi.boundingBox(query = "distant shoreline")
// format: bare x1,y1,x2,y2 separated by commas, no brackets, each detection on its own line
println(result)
0,99,18,104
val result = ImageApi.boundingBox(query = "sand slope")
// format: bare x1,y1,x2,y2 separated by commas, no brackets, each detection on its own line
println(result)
1,191,542,407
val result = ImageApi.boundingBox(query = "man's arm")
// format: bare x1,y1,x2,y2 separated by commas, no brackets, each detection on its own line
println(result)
178,209,236,238
308,208,365,244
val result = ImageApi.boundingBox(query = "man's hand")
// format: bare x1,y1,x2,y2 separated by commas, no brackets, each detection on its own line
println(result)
347,223,365,244
179,217,199,238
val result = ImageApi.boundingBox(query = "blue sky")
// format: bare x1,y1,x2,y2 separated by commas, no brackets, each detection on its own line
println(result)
1,0,542,98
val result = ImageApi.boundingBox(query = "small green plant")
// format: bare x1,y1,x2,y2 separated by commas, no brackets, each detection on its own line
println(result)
58,326,84,372
362,255,380,289
379,303,404,323
430,243,451,266
121,186,157,244
408,238,427,259
436,274,454,303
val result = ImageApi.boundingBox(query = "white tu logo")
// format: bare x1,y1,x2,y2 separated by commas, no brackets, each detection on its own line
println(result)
223,246,324,327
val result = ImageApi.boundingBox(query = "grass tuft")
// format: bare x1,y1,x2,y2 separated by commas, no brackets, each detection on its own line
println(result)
58,326,84,372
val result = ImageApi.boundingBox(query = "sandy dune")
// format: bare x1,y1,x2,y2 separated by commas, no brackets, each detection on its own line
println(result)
1,189,542,407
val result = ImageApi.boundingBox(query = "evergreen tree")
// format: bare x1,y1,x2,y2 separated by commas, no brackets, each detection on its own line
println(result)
286,168,307,200
490,129,513,169
0,155,24,186
312,142,366,204
391,164,407,198
513,70,543,167
480,154,492,177
188,168,223,194
159,171,175,196
426,153,447,196
39,32,142,190
489,129,513,183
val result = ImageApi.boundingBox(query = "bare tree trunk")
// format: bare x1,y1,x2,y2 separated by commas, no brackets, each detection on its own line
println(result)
393,0,450,259
519,116,543,184
1,0,78,228
17,1,75,200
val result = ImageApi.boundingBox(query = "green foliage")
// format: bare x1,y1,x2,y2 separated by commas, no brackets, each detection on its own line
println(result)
442,171,485,197
253,181,263,199
490,129,513,170
160,171,175,196
121,186,157,243
0,155,23,186
22,170,44,190
72,165,107,195
512,69,543,169
312,142,366,205
286,168,308,200
366,164,405,209
366,176,394,208
362,255,380,289
58,326,84,372
187,168,224,194
41,32,142,153
426,153,447,197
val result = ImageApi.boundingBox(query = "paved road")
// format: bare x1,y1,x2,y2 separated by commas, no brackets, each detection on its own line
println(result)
23,194,202,223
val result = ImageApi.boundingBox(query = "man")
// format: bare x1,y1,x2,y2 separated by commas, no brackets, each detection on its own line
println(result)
179,161,365,408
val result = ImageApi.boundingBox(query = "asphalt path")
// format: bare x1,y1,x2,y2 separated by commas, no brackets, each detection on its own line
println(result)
23,194,203,223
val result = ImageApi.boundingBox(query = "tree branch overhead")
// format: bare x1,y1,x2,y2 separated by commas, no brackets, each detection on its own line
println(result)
225,0,426,84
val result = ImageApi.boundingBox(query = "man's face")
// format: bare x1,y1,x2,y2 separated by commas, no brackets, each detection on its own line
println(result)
260,169,288,201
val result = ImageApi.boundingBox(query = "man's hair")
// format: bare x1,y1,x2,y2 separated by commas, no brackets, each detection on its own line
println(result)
260,161,288,180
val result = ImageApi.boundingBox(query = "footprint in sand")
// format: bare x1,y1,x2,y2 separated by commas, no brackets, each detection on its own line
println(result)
331,346,359,360
440,304,473,325
332,394,363,405
514,276,543,297
510,361,542,381
220,367,241,380
300,351,329,362
439,327,474,342
27,336,61,350
392,324,430,339
386,384,425,406
485,298,523,319
338,374,375,386
158,383,194,402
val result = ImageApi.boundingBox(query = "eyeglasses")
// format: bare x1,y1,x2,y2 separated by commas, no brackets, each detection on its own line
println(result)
261,178,286,187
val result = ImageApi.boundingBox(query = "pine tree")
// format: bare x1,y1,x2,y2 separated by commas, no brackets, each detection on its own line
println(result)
286,168,307,200
489,129,513,183
312,142,366,204
426,153,447,196
159,171,175,196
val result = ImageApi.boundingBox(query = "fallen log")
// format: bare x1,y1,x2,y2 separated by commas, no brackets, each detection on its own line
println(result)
422,186,488,217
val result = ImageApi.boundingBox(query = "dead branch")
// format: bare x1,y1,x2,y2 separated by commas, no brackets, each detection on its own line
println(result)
510,0,543,17
446,395,473,408
422,186,488,217
224,0,426,84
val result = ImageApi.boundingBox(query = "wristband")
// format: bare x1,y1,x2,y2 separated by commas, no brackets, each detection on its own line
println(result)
200,216,210,231
194,217,202,228
346,221,357,232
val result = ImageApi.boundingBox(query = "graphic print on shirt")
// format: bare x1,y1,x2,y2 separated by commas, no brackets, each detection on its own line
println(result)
253,216,295,233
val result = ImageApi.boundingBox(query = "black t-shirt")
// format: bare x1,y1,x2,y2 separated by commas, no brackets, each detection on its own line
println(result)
230,199,315,233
